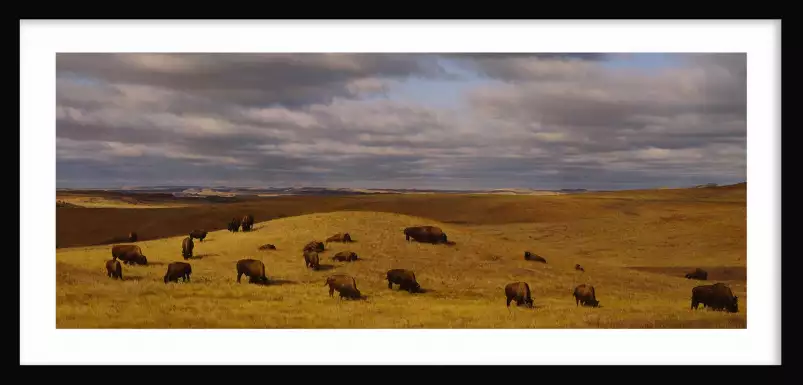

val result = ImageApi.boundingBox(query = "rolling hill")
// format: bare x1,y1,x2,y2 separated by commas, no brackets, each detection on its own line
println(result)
56,185,747,328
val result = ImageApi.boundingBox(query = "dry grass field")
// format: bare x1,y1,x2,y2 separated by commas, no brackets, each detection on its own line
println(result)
55,184,746,328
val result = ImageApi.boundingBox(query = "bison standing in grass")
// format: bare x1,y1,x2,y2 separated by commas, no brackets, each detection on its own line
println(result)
324,274,361,299
304,250,321,270
691,283,738,312
386,269,421,293
241,214,254,231
326,232,352,243
403,226,448,244
524,251,547,263
573,284,600,307
189,229,207,242
575,264,585,272
504,282,534,308
331,251,359,262
181,237,194,260
111,244,148,265
164,262,192,283
236,259,269,284
685,268,708,280
105,259,123,280
303,241,325,253
228,217,241,232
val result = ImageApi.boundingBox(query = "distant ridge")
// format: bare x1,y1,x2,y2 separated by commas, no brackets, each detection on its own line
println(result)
56,182,745,196
57,186,579,196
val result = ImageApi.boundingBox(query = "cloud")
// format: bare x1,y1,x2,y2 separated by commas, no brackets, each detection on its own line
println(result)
56,53,746,190
57,53,450,108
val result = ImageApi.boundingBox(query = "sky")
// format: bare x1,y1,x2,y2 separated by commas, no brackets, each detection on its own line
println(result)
55,53,746,190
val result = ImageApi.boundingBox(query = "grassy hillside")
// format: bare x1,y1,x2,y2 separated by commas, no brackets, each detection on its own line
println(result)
56,184,747,248
56,189,747,328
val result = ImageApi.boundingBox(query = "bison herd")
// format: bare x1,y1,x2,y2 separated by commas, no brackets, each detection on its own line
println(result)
227,214,255,233
102,221,740,313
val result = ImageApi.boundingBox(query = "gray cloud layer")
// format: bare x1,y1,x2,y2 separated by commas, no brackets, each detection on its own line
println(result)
56,53,746,190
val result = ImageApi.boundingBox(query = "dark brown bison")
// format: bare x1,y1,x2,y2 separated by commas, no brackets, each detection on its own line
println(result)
403,226,448,244
111,244,148,265
303,241,325,253
164,262,192,283
324,274,361,299
524,251,547,263
573,284,600,307
386,269,421,293
304,250,320,270
331,251,359,262
258,244,277,251
325,233,352,243
128,232,138,242
236,259,269,284
181,237,194,260
685,268,708,280
505,282,534,308
241,214,255,232
228,217,241,232
575,264,585,272
691,283,738,312
105,259,122,280
189,229,207,242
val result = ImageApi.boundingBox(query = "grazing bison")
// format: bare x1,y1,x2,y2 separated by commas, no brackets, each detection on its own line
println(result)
685,268,708,280
386,269,421,293
164,262,192,283
111,244,148,265
189,229,207,242
324,274,361,299
181,237,194,260
236,258,269,284
575,264,585,272
524,251,547,263
241,214,255,232
326,232,353,243
573,284,600,307
228,217,241,232
505,282,534,308
331,251,359,262
303,241,325,253
258,244,277,251
691,283,738,312
403,226,448,244
105,259,123,280
304,250,320,270
128,232,138,242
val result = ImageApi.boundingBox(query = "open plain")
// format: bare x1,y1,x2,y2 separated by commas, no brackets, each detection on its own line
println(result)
55,183,746,328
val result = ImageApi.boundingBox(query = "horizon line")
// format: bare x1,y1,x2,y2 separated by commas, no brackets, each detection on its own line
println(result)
55,181,746,193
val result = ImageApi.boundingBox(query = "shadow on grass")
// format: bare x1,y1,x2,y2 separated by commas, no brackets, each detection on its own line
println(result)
115,275,144,282
188,253,218,260
386,287,434,295
313,264,336,271
335,294,369,301
239,278,298,286
329,258,364,263
507,303,543,310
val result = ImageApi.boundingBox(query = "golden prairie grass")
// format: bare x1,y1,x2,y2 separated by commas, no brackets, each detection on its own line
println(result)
56,195,190,209
56,187,746,328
